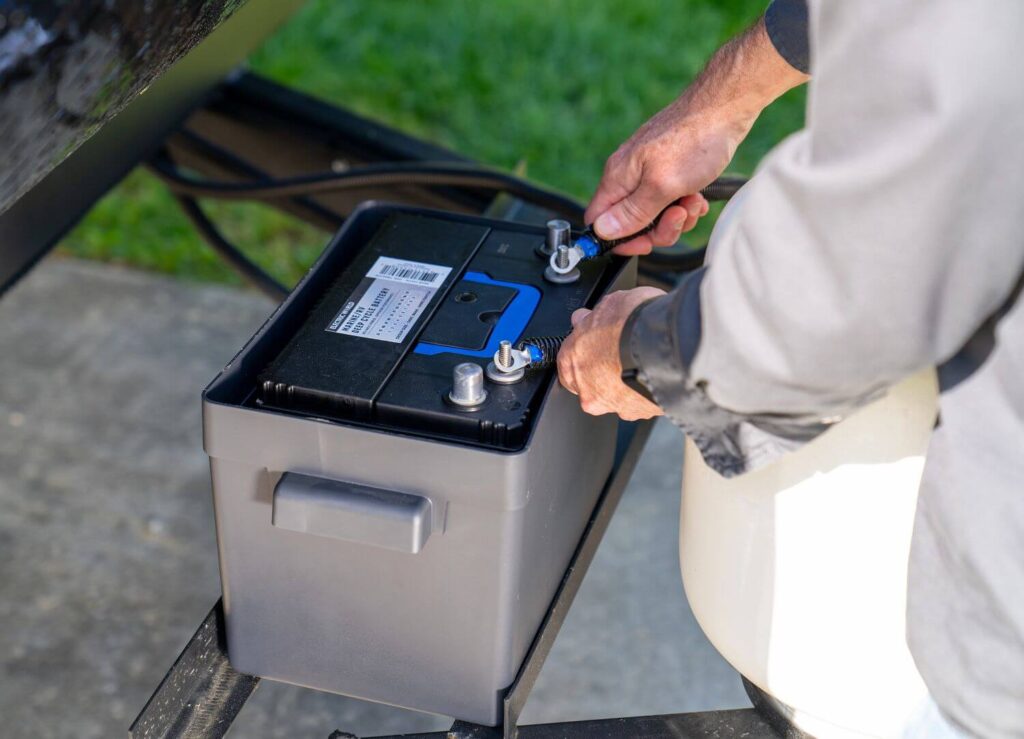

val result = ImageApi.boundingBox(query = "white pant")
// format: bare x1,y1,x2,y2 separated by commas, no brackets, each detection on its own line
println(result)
903,697,967,739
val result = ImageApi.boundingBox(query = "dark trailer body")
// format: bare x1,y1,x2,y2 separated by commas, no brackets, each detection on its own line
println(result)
0,0,302,294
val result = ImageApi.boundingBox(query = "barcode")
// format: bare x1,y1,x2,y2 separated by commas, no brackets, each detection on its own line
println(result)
379,264,439,283
365,256,451,287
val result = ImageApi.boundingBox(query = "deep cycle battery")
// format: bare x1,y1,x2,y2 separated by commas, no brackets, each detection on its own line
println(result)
202,203,634,724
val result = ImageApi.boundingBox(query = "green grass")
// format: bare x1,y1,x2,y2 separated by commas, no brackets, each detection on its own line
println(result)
59,0,805,289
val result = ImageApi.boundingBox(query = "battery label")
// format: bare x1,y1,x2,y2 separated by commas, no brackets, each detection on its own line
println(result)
326,257,452,343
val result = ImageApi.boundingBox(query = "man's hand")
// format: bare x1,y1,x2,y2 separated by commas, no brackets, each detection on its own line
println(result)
585,17,810,254
558,287,667,421
584,105,728,255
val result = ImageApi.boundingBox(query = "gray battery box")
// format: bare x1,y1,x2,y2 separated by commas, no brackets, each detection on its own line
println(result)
203,203,634,724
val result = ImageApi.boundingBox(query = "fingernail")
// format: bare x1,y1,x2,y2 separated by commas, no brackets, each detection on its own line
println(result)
594,212,623,239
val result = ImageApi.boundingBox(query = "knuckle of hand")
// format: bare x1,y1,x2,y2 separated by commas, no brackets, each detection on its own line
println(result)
605,149,629,174
652,225,677,243
637,174,668,202
658,174,686,198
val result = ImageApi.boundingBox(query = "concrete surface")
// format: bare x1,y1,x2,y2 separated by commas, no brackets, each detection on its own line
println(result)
0,258,746,739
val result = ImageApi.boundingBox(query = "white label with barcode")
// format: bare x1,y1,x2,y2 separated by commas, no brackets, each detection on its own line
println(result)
326,257,451,343
364,256,451,287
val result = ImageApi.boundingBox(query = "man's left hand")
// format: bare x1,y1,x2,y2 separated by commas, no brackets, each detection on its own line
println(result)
558,287,666,421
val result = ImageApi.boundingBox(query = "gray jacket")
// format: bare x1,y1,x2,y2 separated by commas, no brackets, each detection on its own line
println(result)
623,1,1024,735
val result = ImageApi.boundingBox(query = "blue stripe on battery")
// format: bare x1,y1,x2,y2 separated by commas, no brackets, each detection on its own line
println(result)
413,271,540,358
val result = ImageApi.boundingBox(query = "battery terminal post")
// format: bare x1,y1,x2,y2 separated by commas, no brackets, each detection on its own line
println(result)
486,336,565,384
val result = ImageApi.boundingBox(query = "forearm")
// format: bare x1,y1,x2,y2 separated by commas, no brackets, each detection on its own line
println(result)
674,17,810,143
584,13,810,241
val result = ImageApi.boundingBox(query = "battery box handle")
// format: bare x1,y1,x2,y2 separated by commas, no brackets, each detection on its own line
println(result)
272,472,433,554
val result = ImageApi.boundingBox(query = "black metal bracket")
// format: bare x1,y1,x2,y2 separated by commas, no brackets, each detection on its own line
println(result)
389,710,780,739
129,603,258,739
492,421,655,738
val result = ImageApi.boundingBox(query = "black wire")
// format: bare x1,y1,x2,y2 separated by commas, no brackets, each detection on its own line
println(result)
631,176,744,275
151,149,742,216
172,193,290,301
636,269,678,292
148,153,588,223
631,177,746,275
700,175,747,202
155,147,744,297
172,129,345,230
156,151,589,300
641,245,707,272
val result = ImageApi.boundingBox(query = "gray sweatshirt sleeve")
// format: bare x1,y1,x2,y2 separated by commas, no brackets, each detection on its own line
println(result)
623,0,1024,477
764,0,810,73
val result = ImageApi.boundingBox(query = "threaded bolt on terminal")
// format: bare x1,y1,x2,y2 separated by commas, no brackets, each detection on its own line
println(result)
497,340,513,369
555,245,570,270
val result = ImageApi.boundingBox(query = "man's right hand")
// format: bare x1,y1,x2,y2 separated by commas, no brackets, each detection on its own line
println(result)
584,16,810,255
584,101,745,255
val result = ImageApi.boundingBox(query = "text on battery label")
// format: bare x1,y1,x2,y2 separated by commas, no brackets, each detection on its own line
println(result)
326,254,452,342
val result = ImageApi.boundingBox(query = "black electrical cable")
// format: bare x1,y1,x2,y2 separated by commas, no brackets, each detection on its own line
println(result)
156,145,745,298
632,176,746,276
151,150,743,218
699,175,747,202
157,151,587,301
637,264,687,292
172,192,290,301
171,129,345,230
149,153,589,223
641,246,707,272
632,177,746,277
